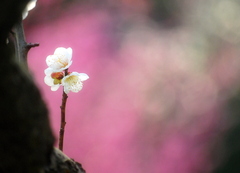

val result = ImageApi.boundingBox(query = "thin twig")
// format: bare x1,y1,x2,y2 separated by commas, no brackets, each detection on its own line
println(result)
26,42,40,50
59,69,69,151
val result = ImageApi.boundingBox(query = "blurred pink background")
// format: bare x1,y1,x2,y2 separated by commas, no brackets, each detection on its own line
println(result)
24,0,240,172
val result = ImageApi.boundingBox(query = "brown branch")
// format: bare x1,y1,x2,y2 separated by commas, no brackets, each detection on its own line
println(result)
59,69,69,151
13,20,39,62
13,20,27,61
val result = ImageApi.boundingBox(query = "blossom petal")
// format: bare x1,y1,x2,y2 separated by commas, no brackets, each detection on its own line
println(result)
66,48,72,60
78,73,89,81
44,74,61,91
44,75,54,86
63,82,83,94
51,85,60,91
63,87,70,94
46,47,72,71
54,47,72,61
64,60,72,70
44,68,54,75
46,55,69,71
46,55,57,67
62,73,84,94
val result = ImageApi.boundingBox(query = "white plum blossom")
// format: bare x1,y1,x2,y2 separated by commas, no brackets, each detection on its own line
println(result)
44,75,60,91
62,72,89,94
22,0,37,20
44,70,64,91
46,47,72,72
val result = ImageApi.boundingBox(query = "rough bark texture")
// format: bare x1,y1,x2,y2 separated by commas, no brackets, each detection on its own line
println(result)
44,148,86,173
0,0,55,172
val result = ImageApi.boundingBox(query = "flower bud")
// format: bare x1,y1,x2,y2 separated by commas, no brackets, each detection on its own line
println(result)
51,72,64,80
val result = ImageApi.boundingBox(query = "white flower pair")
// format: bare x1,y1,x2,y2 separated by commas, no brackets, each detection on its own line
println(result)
44,47,89,94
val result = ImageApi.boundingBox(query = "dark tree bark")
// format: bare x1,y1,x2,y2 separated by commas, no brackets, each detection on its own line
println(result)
0,0,55,172
0,1,86,172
